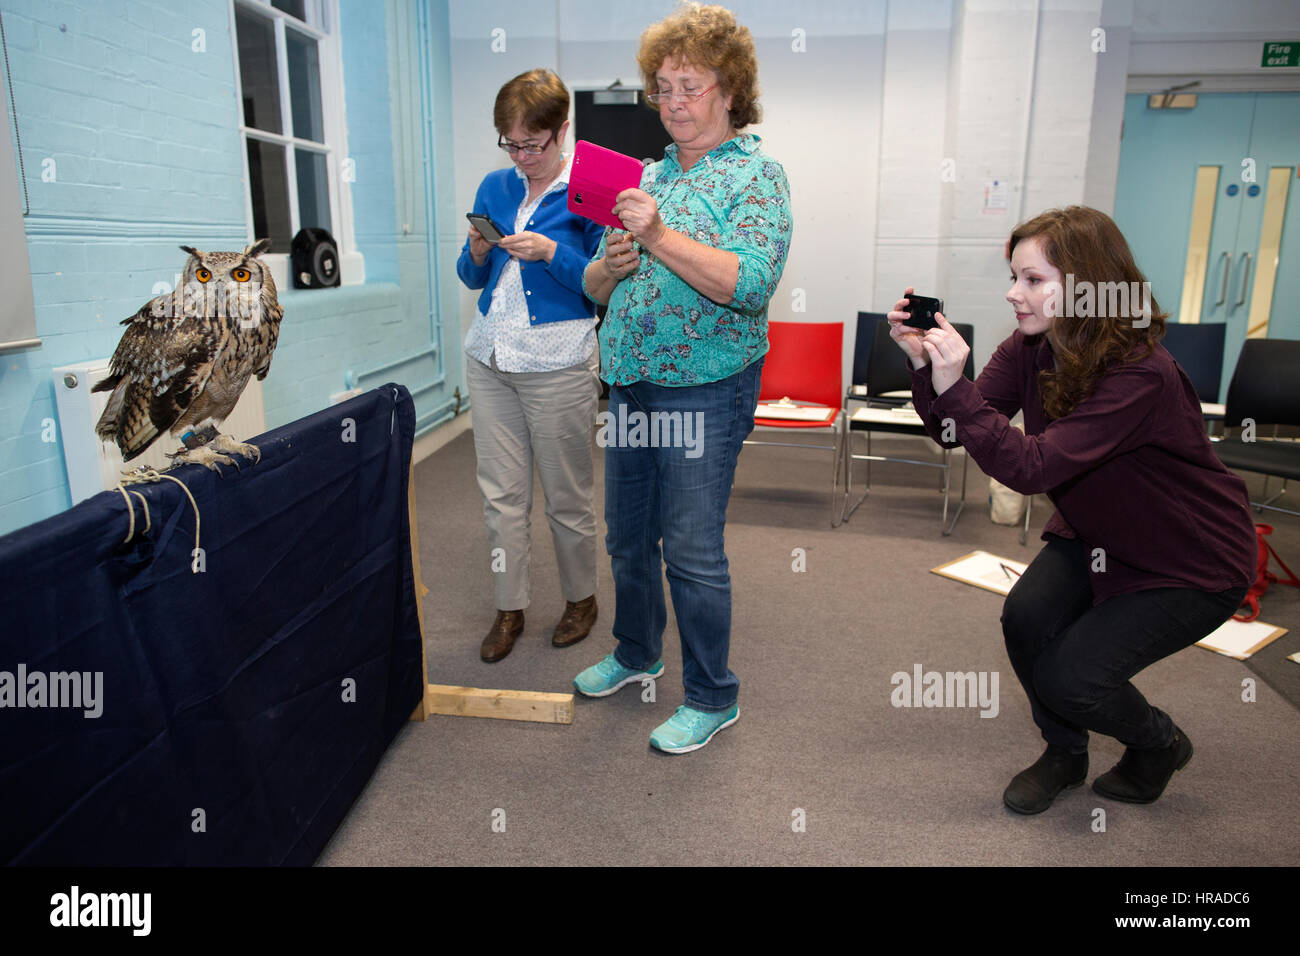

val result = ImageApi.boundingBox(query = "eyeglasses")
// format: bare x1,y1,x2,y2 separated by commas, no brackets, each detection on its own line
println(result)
498,130,557,155
646,83,718,105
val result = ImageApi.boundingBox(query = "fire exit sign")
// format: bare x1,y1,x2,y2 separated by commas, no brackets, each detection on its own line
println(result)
1262,42,1299,67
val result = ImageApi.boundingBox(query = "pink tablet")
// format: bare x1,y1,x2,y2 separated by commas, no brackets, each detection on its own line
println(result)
568,140,646,229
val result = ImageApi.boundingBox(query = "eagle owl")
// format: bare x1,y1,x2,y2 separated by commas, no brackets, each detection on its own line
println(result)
93,240,283,471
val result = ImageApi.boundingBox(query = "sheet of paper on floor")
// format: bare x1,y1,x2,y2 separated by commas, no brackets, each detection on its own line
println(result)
1195,618,1288,660
931,550,1029,597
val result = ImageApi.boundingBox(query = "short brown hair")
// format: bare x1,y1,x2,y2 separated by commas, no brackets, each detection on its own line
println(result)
637,3,761,129
1010,206,1168,420
494,69,569,136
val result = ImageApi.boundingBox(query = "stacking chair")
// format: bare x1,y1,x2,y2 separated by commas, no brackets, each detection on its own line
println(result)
1161,321,1227,432
1213,338,1300,517
743,321,847,526
842,314,974,535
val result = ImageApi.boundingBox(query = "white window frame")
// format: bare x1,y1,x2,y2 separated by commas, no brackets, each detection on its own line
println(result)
229,0,363,287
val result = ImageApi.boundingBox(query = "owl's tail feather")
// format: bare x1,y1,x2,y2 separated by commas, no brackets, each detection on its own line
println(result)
120,437,158,462
94,375,160,461
119,407,161,461
94,375,126,439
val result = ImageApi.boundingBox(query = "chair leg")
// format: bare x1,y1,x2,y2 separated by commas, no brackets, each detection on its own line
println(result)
941,448,950,529
1020,493,1032,545
1257,477,1289,512
830,413,848,528
941,449,968,536
842,429,869,523
866,430,873,487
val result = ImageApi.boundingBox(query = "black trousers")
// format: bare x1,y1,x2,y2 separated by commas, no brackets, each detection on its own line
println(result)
1001,535,1246,753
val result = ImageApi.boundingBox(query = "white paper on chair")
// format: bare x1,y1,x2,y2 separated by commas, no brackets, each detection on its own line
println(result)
1195,619,1287,660
851,406,923,427
931,551,1029,597
755,403,835,422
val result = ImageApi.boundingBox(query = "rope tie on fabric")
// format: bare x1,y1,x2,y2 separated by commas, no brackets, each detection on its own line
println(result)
113,486,152,542
116,467,202,571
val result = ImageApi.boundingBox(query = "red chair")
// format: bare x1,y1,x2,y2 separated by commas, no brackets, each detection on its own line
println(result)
743,321,848,526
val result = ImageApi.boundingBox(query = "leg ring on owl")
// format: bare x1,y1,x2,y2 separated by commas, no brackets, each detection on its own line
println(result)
169,423,233,471
167,425,261,472
181,424,220,449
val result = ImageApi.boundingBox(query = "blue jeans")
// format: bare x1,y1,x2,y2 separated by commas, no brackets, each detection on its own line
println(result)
1002,535,1247,752
604,359,763,712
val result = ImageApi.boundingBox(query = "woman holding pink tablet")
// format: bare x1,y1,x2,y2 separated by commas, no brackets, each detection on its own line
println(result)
574,3,792,755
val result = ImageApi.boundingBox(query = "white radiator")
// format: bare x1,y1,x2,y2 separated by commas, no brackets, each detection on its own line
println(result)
53,359,268,505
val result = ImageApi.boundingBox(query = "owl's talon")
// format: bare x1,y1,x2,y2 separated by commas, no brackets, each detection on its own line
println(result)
212,434,262,464
167,446,236,472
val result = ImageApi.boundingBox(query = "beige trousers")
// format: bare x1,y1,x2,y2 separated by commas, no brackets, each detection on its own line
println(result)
464,350,599,610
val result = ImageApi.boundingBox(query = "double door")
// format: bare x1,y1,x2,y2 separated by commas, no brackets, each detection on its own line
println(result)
1115,92,1300,401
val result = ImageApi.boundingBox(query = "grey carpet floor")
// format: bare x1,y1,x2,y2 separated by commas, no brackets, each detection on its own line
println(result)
317,425,1300,866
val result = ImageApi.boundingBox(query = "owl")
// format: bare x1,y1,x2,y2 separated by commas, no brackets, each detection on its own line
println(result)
93,239,283,471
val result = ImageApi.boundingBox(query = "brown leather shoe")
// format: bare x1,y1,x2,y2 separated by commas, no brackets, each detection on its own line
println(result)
552,595,597,648
480,610,524,662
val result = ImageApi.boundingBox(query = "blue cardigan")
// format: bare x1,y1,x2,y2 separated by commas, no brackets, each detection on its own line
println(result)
457,167,604,324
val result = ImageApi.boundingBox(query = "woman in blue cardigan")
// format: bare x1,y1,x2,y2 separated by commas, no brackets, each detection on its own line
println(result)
457,69,605,663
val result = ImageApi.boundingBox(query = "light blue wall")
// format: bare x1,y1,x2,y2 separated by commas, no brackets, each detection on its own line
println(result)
0,0,462,536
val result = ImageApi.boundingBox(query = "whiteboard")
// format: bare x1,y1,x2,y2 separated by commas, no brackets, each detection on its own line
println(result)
1,81,37,352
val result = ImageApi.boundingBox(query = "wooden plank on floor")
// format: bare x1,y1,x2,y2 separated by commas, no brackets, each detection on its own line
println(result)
425,684,575,725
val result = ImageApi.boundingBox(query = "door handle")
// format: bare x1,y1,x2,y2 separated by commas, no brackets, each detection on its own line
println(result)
1215,251,1230,307
1235,252,1252,310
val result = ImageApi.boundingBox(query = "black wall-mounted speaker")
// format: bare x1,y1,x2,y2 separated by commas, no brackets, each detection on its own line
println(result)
291,227,340,289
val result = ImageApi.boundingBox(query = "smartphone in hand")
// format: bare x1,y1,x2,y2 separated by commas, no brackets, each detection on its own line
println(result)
903,294,945,330
466,213,508,243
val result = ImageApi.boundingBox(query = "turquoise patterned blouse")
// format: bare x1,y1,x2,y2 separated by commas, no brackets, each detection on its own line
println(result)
586,133,792,387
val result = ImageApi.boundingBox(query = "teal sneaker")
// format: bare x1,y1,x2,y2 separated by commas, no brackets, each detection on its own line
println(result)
649,704,739,754
573,654,664,698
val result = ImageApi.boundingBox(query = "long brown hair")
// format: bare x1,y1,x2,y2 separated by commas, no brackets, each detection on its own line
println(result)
1010,206,1167,419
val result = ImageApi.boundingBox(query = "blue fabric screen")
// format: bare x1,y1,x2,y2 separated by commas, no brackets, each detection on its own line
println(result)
0,384,424,865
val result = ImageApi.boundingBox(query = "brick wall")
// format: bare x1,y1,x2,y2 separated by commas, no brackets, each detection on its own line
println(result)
0,0,458,536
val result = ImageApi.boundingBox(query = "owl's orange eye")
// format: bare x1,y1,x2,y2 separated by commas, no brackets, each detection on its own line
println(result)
232,268,251,283
196,268,212,283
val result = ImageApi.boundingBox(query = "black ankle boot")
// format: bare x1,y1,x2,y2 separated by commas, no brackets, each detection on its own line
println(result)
1092,725,1192,804
1003,745,1089,815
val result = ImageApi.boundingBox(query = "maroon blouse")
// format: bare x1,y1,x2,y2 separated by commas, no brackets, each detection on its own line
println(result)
911,330,1256,604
